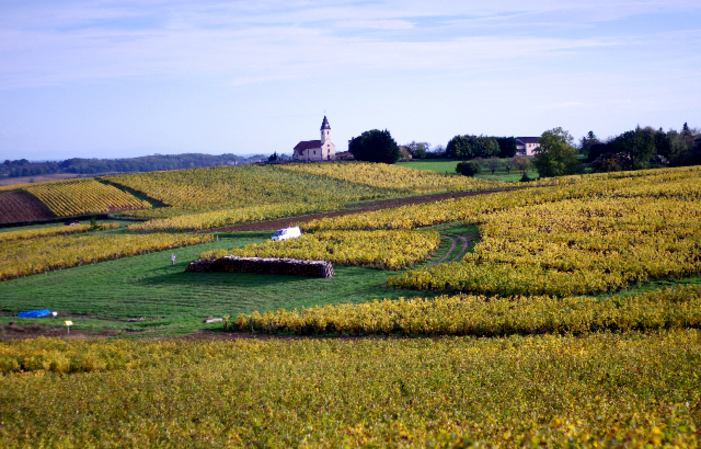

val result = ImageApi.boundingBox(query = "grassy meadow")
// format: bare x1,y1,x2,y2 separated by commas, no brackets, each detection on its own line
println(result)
0,226,453,337
398,158,540,182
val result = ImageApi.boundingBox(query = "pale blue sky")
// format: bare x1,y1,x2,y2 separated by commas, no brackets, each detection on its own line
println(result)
1,0,699,161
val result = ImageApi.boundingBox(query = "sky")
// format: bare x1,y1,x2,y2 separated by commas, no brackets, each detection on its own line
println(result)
0,0,699,161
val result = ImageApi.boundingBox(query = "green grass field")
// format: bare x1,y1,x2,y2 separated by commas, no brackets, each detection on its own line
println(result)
0,228,452,337
398,159,540,182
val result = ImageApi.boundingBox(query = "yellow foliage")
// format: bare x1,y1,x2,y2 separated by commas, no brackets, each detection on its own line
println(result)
229,284,701,336
23,179,151,217
127,202,339,232
277,161,500,193
0,232,211,281
202,230,441,270
0,223,118,243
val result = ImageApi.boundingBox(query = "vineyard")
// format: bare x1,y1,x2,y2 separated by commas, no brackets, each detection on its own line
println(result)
126,202,339,232
2,163,701,447
102,165,392,218
388,177,701,296
229,284,701,335
0,232,210,281
302,166,701,232
0,330,700,447
277,161,500,193
202,230,441,270
0,223,119,243
23,179,151,217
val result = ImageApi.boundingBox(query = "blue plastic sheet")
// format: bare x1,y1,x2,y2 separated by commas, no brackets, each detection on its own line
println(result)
17,309,51,318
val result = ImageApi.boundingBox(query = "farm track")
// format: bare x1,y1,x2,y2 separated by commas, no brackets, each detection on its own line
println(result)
452,235,471,262
206,188,513,232
428,234,473,267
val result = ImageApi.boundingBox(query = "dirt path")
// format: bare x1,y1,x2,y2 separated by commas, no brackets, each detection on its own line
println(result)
205,188,509,232
429,235,457,267
451,235,472,262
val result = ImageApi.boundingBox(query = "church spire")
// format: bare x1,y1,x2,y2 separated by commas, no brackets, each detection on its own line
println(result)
320,116,330,130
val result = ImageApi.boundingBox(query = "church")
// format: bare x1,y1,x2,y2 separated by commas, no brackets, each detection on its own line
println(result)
293,116,336,161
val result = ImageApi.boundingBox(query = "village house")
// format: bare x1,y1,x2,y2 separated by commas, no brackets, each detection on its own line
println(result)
515,137,540,156
293,116,336,161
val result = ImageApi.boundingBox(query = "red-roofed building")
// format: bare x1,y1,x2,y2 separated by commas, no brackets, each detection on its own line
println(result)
293,116,336,161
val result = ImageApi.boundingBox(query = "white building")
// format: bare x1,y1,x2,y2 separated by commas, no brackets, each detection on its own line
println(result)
293,116,336,162
516,137,540,156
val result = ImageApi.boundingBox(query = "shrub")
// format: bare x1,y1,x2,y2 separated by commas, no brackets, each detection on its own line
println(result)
456,161,482,177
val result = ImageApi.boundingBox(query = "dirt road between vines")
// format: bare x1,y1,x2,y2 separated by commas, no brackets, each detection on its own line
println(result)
205,188,512,232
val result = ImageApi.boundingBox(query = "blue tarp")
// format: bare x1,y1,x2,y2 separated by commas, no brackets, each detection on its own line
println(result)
17,309,51,318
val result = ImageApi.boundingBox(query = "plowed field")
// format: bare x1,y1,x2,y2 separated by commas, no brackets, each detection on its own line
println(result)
0,191,55,223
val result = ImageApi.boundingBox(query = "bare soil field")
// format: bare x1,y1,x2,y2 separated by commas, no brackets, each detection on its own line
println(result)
0,191,55,223
209,189,508,232
0,173,82,186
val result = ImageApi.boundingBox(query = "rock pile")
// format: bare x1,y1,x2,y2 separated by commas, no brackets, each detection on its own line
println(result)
185,256,335,278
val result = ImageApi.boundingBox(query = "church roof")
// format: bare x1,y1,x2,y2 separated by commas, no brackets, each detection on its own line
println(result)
320,116,330,130
294,140,322,152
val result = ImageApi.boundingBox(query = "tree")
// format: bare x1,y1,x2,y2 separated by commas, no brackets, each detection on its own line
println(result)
456,161,481,177
406,141,430,159
446,135,499,159
494,137,517,158
504,158,514,174
533,128,583,178
349,129,401,164
579,131,599,157
511,155,531,175
485,157,501,175
267,152,279,162
611,128,656,170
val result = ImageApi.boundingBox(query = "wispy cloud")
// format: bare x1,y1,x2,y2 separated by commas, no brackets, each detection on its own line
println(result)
5,0,688,89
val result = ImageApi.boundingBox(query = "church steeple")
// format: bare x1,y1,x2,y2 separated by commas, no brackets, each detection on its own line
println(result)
320,116,330,143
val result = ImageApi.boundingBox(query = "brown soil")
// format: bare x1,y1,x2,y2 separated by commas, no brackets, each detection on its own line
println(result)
0,191,55,223
0,323,137,340
0,324,368,341
207,189,509,232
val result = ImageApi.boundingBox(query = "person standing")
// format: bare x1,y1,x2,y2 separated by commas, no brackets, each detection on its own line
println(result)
171,253,176,266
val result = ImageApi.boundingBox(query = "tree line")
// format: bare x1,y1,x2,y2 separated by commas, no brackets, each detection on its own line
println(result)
0,153,267,179
583,123,700,171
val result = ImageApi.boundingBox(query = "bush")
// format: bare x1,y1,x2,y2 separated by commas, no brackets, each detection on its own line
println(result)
456,161,482,177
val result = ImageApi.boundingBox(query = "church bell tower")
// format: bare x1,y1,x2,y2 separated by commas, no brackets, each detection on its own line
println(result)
320,116,331,144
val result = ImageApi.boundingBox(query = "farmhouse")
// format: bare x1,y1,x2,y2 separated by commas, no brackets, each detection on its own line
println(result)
293,116,336,161
516,137,540,156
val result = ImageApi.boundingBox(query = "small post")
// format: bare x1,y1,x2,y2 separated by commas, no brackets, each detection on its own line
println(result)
64,320,73,337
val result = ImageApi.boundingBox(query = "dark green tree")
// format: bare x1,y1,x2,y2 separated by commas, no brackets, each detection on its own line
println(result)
579,131,599,157
612,128,656,170
456,161,482,177
494,137,517,158
533,128,583,178
446,135,499,159
349,129,401,164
